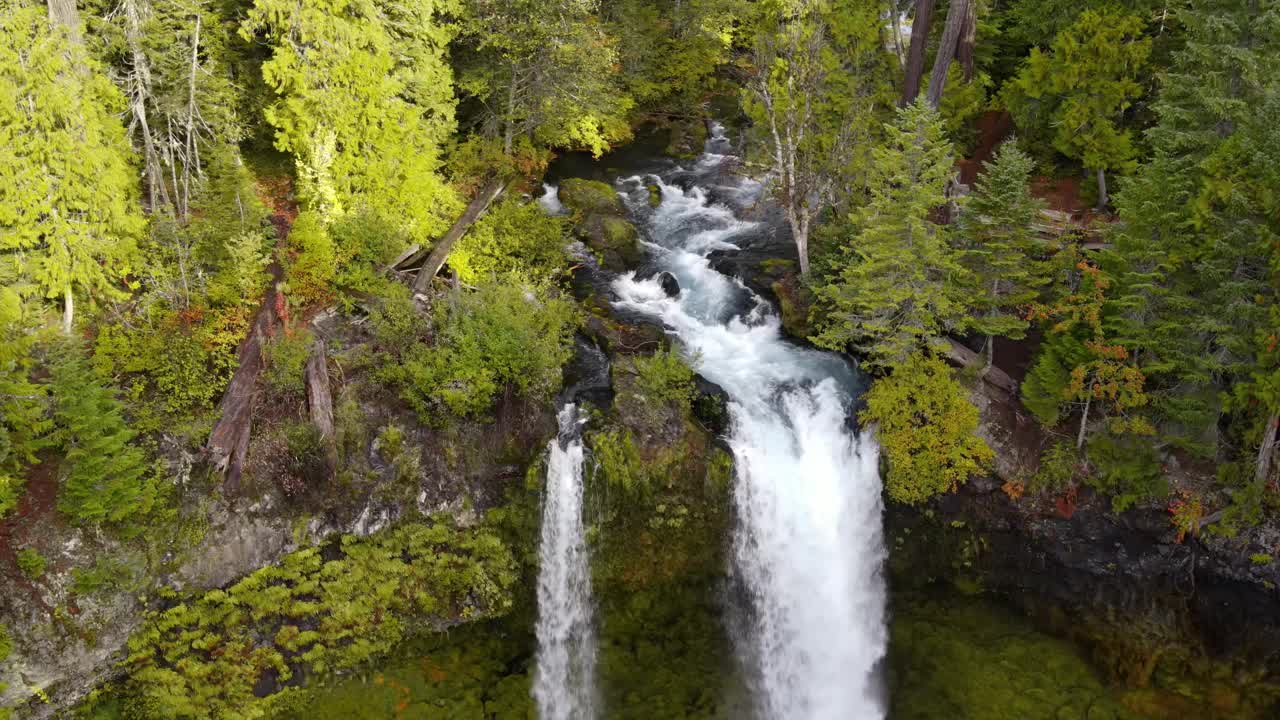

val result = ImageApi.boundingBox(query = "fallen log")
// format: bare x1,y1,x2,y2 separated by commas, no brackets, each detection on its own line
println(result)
305,339,338,481
411,177,508,293
944,337,1019,396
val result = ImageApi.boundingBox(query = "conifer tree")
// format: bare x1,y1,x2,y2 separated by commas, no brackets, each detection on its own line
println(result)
242,0,460,240
1003,8,1150,208
812,99,966,368
0,6,145,333
957,138,1047,369
48,343,156,527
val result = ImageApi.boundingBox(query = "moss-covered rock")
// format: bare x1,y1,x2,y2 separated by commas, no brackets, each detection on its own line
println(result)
558,178,625,217
558,178,643,271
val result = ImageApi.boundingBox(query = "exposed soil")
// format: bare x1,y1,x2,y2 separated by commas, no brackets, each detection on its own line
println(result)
0,456,61,614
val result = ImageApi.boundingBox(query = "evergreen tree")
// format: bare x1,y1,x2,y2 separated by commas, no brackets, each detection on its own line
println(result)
458,0,633,156
48,343,157,527
957,138,1047,368
1003,8,1150,208
242,0,460,240
0,5,145,333
0,287,50,518
812,99,966,368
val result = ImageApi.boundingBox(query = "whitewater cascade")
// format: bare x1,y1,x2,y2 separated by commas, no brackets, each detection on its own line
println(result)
533,405,597,720
611,125,888,719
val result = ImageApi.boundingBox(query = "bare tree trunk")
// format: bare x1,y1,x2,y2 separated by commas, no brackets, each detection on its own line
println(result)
925,0,969,107
305,339,338,482
122,0,170,213
794,224,810,278
901,0,936,105
181,13,201,221
1095,167,1109,210
1255,412,1279,486
958,0,977,82
412,178,508,294
63,286,74,334
1077,392,1091,450
46,0,82,44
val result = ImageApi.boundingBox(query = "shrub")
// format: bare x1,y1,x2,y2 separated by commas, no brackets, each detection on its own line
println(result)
282,422,327,494
283,211,336,305
861,353,994,505
264,330,315,399
448,198,568,284
47,343,157,529
393,279,578,419
590,428,648,495
1028,441,1082,495
368,284,425,353
331,209,411,301
630,349,696,413
16,548,45,579
1086,433,1168,512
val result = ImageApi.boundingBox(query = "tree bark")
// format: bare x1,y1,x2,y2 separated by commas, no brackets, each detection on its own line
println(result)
1255,412,1279,487
925,0,969,107
411,178,508,294
957,0,978,82
46,0,82,44
900,0,936,105
305,339,338,482
1077,391,1091,450
1095,167,1109,210
63,286,74,335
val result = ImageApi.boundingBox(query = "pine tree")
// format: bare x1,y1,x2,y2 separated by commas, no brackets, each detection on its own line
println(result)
812,98,966,368
957,138,1047,369
242,0,460,240
0,287,50,518
48,343,156,527
0,6,145,333
1002,8,1150,208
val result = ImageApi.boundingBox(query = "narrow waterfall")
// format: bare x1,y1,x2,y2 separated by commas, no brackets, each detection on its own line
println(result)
533,404,597,720
611,124,888,719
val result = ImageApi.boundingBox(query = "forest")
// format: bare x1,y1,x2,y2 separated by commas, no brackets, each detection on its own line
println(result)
0,0,1278,716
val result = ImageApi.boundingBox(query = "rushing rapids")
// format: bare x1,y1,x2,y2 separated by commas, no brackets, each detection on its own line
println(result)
609,124,888,719
533,405,597,720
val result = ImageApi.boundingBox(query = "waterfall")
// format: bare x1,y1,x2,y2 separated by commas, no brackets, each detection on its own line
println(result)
611,124,888,719
533,404,597,720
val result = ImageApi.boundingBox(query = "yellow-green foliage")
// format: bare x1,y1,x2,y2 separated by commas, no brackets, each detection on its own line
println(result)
283,212,337,306
448,198,568,284
628,349,695,412
391,279,578,419
122,520,517,720
862,353,994,504
0,621,9,710
590,428,648,495
263,329,315,399
1028,440,1080,495
16,548,45,579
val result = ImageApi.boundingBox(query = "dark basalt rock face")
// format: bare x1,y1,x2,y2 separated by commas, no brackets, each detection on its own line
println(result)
691,374,730,438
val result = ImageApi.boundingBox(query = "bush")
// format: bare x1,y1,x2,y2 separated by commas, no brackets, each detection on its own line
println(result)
630,349,696,412
48,343,157,529
590,428,648,495
1028,441,1082,495
16,548,45,579
283,211,336,305
1021,333,1090,426
264,330,315,399
331,209,412,301
1086,433,1168,512
368,284,425,353
861,353,994,505
448,198,568,284
393,279,578,419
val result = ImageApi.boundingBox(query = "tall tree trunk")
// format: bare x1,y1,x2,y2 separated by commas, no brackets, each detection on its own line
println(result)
305,339,338,482
925,0,969,107
123,0,169,213
901,0,936,105
180,14,201,221
46,0,82,44
794,223,810,278
412,178,508,294
1255,412,1279,487
1076,392,1091,450
62,287,74,335
1095,167,1109,210
957,0,978,82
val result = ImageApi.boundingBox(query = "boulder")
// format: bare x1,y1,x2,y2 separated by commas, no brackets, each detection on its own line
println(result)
558,178,626,216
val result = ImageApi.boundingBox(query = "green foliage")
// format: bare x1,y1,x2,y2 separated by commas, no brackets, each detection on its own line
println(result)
458,0,633,155
16,548,46,579
1028,441,1083,496
282,212,337,306
590,428,648,496
0,5,145,330
390,279,578,419
0,288,49,518
0,622,10,661
1250,554,1272,566
72,556,141,596
628,349,696,415
263,330,315,399
47,343,157,529
1020,331,1089,425
242,0,460,237
329,210,412,302
368,284,426,353
1085,433,1168,512
861,353,994,504
122,519,517,720
1003,9,1151,180
448,198,568,284
813,100,966,367
957,139,1048,357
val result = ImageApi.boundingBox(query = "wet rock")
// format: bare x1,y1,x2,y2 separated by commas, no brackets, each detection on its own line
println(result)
692,375,730,437
559,178,644,272
558,178,626,216
646,183,662,208
561,334,613,410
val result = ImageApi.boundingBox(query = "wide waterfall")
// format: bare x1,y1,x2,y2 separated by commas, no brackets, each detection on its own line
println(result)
611,124,888,719
533,404,597,720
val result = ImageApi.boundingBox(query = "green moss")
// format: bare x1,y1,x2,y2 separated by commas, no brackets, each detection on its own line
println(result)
890,593,1145,720
557,178,625,216
16,547,45,579
116,518,518,719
